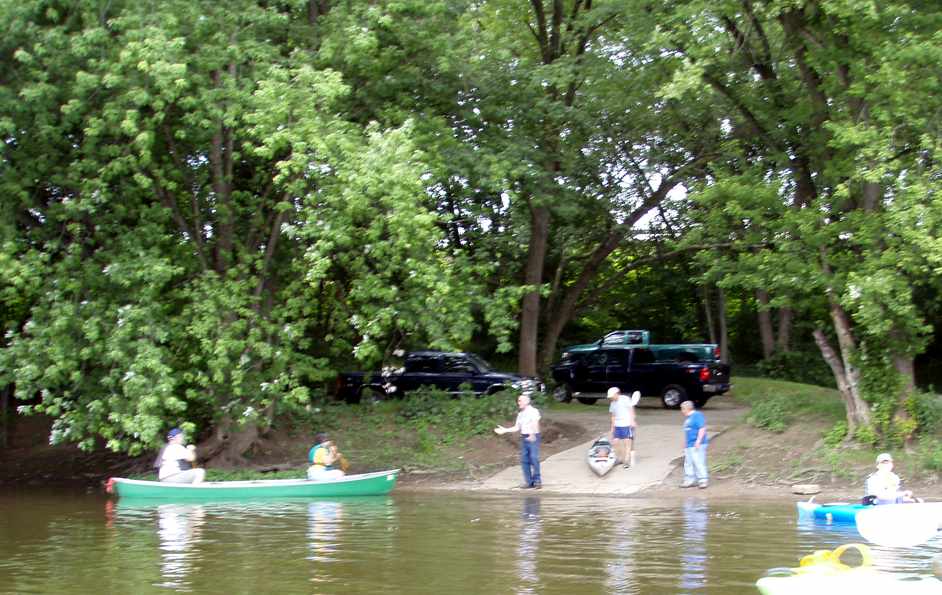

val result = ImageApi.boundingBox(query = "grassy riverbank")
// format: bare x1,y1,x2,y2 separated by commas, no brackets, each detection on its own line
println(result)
3,377,942,498
708,377,942,496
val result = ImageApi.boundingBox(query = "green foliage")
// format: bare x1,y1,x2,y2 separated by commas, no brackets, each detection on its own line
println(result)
853,424,880,447
755,352,836,389
906,391,942,436
733,376,847,427
396,387,519,442
745,396,789,433
915,439,942,472
824,421,848,448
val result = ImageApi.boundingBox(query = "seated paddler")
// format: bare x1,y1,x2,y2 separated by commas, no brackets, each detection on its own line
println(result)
864,452,917,505
307,432,346,481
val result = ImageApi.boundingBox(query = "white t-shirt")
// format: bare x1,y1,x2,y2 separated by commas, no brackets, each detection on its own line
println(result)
866,471,902,504
609,397,635,427
515,405,541,435
158,443,191,480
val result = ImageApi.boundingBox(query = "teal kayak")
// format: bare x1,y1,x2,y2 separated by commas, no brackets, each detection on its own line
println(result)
108,469,399,500
796,501,867,524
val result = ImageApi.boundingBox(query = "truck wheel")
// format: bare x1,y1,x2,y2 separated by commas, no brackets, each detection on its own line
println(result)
364,386,388,405
552,384,573,403
576,397,598,405
661,385,687,409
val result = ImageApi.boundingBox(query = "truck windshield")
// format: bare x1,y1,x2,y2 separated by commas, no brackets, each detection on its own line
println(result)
466,354,493,372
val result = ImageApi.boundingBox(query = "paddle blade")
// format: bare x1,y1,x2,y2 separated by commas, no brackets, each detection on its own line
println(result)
856,504,942,547
630,391,641,406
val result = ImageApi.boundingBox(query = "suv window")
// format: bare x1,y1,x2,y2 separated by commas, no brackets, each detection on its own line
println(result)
443,356,476,374
631,348,656,365
408,357,441,373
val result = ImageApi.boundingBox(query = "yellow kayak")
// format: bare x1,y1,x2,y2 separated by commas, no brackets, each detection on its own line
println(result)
756,544,942,595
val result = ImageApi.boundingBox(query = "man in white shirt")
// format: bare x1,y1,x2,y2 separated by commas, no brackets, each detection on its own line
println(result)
865,452,916,504
494,394,542,489
158,428,206,484
607,387,638,469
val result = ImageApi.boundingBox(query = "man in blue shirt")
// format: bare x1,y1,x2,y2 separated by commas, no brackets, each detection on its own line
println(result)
680,401,708,489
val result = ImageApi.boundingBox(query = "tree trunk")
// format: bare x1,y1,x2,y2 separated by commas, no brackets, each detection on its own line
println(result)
776,307,793,352
813,328,870,435
0,384,9,448
702,284,717,344
891,352,917,447
200,418,263,469
518,203,550,376
717,286,729,363
756,289,775,359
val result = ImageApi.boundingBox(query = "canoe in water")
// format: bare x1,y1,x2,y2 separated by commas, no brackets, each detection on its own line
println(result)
587,436,616,477
108,469,399,500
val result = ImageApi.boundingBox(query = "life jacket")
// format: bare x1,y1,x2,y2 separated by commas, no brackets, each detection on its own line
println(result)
308,443,335,471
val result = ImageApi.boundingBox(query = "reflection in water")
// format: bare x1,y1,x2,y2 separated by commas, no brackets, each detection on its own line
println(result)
307,500,344,562
679,500,708,592
517,497,542,594
156,504,206,590
605,506,637,593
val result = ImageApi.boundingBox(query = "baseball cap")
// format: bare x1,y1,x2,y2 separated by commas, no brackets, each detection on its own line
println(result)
876,452,893,464
167,428,184,440
607,387,620,399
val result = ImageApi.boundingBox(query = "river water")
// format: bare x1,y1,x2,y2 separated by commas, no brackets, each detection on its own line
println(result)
1,489,939,594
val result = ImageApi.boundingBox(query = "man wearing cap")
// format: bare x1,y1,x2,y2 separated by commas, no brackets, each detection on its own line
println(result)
157,428,206,484
865,453,917,505
607,387,637,469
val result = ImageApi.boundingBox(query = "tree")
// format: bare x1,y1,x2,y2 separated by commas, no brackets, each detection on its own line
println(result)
0,0,480,462
655,0,942,438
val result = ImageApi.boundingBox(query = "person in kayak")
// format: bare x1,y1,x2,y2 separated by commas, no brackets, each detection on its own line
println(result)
864,452,918,505
157,428,206,484
307,433,346,481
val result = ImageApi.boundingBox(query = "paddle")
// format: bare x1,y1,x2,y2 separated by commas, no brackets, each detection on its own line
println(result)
855,503,942,547
630,391,641,406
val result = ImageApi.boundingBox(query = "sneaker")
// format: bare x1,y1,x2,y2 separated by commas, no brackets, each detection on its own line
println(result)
698,481,708,489
532,483,542,490
681,481,696,488
518,484,533,489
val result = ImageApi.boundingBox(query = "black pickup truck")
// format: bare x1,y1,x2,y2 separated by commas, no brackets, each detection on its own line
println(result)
336,351,544,403
550,346,730,408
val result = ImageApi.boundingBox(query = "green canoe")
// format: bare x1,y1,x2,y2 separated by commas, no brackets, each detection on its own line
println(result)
108,469,399,500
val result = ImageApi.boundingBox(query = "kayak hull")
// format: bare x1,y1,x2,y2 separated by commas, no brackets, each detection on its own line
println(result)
757,572,941,595
587,437,616,477
110,469,399,500
795,501,867,524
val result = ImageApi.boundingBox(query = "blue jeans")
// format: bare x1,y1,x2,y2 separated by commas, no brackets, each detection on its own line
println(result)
684,444,708,483
520,434,542,486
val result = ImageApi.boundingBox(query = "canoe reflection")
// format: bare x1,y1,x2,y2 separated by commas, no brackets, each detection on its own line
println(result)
307,500,344,562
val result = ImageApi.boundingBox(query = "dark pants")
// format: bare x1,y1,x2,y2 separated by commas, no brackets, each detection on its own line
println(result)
520,434,542,486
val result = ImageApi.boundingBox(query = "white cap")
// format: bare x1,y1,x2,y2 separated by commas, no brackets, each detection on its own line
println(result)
606,387,620,399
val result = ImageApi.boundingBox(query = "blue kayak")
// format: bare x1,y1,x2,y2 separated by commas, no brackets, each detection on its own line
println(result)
796,500,867,524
